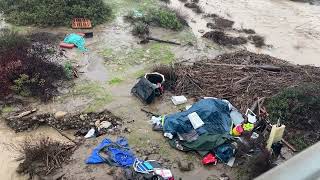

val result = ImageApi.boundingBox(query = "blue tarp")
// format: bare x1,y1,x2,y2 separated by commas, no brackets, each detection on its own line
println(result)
163,99,232,136
63,33,87,51
86,137,135,167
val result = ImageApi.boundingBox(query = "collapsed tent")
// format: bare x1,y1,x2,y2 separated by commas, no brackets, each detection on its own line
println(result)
164,99,232,136
163,99,234,156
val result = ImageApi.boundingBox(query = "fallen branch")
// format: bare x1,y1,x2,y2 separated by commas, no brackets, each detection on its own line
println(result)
250,97,265,112
49,125,77,144
9,108,37,119
281,139,298,152
204,63,281,72
146,37,181,45
141,108,160,117
233,75,252,86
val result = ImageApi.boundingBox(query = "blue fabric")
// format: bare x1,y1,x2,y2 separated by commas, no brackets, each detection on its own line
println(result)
163,99,232,136
86,137,135,167
63,33,87,51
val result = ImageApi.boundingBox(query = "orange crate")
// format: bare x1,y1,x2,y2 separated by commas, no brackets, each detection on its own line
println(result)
72,18,92,29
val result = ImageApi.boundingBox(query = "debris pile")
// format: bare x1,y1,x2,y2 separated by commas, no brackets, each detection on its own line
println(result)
5,110,123,135
154,50,320,112
202,13,266,47
203,31,247,46
17,138,76,177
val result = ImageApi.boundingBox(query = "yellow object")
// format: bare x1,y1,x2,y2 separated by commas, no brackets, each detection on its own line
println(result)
232,125,243,136
266,125,286,150
243,123,254,131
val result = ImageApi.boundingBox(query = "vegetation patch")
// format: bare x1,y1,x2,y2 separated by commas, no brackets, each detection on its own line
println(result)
126,7,187,32
104,43,175,67
0,0,112,26
0,30,69,101
266,84,320,150
109,77,124,85
72,82,112,113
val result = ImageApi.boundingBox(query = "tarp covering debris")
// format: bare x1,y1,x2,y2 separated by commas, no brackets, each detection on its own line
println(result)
163,99,232,136
63,33,87,51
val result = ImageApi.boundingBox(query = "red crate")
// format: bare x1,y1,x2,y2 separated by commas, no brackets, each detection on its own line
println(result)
72,18,92,29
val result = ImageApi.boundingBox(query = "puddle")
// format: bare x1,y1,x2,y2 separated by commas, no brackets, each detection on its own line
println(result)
81,53,109,82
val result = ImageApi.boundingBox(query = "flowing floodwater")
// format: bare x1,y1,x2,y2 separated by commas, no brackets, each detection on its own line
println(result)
169,0,320,66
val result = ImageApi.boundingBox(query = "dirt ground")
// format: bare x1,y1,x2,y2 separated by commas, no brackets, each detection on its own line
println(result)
0,0,320,180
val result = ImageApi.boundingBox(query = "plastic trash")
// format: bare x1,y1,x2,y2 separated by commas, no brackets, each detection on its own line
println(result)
151,116,162,125
232,125,244,136
164,133,173,139
185,104,192,110
154,169,173,179
246,109,257,123
99,121,111,130
243,123,254,131
202,153,217,165
230,110,244,125
188,112,205,129
171,96,187,105
84,128,95,138
227,157,236,167
251,132,259,139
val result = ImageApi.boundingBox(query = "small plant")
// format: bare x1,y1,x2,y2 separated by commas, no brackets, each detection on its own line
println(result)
126,8,186,32
11,74,32,97
11,74,47,97
64,62,74,80
132,22,150,36
108,77,124,85
151,8,184,30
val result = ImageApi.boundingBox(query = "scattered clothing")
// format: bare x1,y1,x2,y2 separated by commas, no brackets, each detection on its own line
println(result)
86,137,135,167
177,129,199,142
169,133,232,156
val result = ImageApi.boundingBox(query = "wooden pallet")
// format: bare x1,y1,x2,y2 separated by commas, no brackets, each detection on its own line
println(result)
72,18,92,29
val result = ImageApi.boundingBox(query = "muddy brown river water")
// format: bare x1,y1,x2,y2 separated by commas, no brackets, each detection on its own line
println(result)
170,0,320,65
1,0,320,179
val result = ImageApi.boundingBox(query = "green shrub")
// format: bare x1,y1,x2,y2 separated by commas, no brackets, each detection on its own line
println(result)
64,62,74,80
126,8,185,31
150,8,183,30
132,22,149,36
266,84,320,150
0,29,30,52
266,84,320,126
11,74,45,97
0,0,112,26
